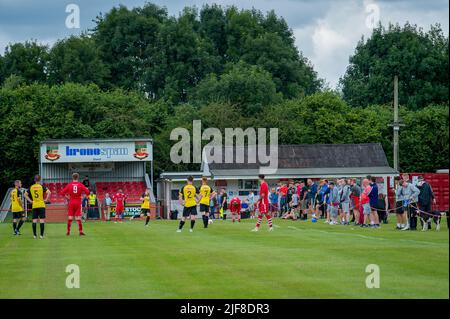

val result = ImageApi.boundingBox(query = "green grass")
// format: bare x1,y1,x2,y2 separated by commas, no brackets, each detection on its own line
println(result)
0,217,448,299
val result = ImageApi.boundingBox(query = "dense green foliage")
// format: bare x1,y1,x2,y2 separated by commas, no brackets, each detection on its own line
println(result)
0,84,447,190
340,23,448,109
0,2,448,192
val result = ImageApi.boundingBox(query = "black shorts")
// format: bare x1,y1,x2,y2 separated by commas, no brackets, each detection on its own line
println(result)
222,203,228,211
395,201,404,214
141,208,150,215
199,204,209,213
32,208,46,219
12,211,25,219
183,206,197,217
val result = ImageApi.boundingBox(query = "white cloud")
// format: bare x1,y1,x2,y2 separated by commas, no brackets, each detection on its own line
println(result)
293,0,449,89
1,0,448,87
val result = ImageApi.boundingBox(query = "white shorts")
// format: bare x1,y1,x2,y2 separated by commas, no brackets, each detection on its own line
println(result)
330,206,338,218
341,202,350,213
363,203,371,215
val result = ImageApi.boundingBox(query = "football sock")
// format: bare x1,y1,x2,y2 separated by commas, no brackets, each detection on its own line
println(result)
190,220,195,229
203,215,208,228
179,220,185,230
32,223,37,236
40,223,45,236
145,216,150,225
17,220,24,231
67,219,73,233
256,214,263,228
13,222,17,232
77,220,83,232
267,214,273,228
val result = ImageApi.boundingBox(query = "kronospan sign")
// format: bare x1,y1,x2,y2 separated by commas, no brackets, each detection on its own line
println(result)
40,141,152,163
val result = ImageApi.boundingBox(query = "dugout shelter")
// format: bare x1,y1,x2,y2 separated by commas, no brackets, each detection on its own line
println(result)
38,138,155,221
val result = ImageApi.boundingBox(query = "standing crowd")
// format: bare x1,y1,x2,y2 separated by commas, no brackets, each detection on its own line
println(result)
205,173,439,231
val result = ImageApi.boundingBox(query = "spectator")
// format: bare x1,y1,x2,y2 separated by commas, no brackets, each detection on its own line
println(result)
339,179,351,225
349,179,362,225
368,176,380,228
288,190,300,220
328,181,340,225
377,193,389,224
401,173,410,183
282,198,298,220
81,193,88,221
299,181,308,218
279,183,288,215
220,188,228,220
246,191,256,219
335,179,343,219
295,181,302,203
306,179,317,215
398,180,420,230
269,188,279,218
103,193,112,221
416,176,436,230
322,180,331,223
209,191,217,220
394,177,406,230
315,180,328,219
88,190,99,219
82,176,90,189
360,178,372,228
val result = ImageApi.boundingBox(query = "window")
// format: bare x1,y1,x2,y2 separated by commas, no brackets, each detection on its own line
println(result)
239,191,259,196
171,190,179,200
238,179,258,190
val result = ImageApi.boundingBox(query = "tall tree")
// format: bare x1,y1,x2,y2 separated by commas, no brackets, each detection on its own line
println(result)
192,61,282,116
0,41,49,84
143,8,219,103
340,23,449,109
93,3,168,91
47,35,109,87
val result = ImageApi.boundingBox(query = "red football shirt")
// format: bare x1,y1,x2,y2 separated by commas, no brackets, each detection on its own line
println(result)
259,181,269,212
113,193,127,209
230,197,241,213
60,182,90,204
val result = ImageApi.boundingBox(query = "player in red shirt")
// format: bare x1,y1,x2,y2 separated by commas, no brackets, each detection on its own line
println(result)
113,189,127,223
252,174,273,232
230,197,242,223
60,173,90,236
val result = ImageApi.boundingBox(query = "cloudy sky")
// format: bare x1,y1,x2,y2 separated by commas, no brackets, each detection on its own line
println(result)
0,0,448,87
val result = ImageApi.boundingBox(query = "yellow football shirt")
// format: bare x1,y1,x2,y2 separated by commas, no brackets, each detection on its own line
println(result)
199,184,212,205
141,193,150,209
10,188,24,212
180,184,197,208
27,184,49,209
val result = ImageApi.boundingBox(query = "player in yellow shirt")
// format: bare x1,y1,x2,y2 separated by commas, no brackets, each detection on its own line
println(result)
177,175,198,233
10,180,26,236
141,188,151,227
24,175,51,239
199,177,215,228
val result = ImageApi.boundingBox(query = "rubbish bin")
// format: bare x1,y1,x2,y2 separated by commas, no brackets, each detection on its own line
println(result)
241,209,250,219
170,210,178,220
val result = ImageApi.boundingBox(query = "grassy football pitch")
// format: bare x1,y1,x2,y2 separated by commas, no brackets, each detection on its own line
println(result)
0,217,448,299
